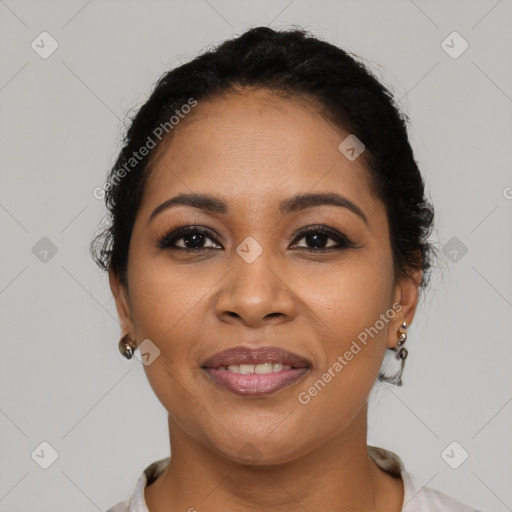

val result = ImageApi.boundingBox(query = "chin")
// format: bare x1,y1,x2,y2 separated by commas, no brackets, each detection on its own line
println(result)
207,425,308,467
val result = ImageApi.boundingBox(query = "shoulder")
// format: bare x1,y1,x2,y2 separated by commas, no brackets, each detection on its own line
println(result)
105,457,170,512
105,499,130,512
401,469,482,512
403,479,483,511
367,445,482,512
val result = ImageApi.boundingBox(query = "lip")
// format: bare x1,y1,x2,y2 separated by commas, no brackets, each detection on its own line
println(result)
203,367,309,396
202,346,311,369
202,346,311,396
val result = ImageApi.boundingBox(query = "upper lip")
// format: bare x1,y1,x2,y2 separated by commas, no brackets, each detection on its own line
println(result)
202,346,311,369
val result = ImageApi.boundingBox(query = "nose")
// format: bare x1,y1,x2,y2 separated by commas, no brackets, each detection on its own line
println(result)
214,248,298,328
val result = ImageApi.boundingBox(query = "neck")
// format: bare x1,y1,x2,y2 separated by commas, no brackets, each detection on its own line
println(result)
145,407,403,512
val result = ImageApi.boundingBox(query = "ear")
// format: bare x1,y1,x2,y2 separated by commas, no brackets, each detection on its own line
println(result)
387,267,422,349
109,269,135,337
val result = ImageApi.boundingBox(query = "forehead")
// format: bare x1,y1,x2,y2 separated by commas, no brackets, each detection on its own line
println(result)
141,88,381,219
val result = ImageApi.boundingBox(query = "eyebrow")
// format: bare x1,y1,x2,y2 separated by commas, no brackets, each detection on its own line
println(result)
147,192,368,225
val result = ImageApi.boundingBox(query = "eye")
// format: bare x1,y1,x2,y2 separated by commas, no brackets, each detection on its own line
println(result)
157,225,222,251
157,224,355,252
290,225,355,251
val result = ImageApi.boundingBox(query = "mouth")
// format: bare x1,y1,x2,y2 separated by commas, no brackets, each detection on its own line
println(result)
201,346,311,396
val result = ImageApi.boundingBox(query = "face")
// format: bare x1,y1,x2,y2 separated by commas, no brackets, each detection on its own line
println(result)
110,88,419,465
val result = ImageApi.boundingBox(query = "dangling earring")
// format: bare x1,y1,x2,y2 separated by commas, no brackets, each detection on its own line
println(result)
393,321,408,386
118,334,137,359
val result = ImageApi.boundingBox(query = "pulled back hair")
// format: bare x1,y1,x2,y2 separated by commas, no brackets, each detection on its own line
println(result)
90,26,435,382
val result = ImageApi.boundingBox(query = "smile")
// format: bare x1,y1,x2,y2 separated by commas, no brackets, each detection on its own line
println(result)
202,346,311,396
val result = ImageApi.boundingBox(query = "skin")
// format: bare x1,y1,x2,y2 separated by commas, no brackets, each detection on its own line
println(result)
110,87,421,511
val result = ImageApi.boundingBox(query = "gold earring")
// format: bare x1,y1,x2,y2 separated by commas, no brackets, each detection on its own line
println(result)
118,334,137,359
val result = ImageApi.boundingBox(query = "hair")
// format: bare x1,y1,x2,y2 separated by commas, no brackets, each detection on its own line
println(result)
90,26,436,384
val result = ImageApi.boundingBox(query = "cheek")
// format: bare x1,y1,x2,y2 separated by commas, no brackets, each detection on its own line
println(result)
126,253,228,403
294,253,394,393
293,282,392,441
295,249,394,336
127,252,211,341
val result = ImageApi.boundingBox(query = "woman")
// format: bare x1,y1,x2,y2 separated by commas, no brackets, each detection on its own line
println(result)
91,26,481,512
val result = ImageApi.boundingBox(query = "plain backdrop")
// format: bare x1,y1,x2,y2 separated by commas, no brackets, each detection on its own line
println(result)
1,1,511,511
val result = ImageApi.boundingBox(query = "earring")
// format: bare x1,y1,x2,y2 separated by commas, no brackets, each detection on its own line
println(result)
118,334,137,360
393,321,408,386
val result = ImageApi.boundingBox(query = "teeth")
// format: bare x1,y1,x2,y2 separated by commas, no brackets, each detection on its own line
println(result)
239,364,254,375
255,363,273,374
224,363,293,374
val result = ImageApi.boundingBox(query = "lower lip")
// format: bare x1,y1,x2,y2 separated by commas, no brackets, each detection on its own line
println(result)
203,367,309,396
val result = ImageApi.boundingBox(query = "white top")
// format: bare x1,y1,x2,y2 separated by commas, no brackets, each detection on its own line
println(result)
106,445,481,512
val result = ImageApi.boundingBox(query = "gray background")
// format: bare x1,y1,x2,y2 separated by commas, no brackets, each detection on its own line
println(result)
1,0,511,511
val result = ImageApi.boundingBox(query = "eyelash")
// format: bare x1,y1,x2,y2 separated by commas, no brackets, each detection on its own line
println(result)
156,224,355,252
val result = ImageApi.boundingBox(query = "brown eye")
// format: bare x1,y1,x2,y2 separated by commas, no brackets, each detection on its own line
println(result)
290,226,354,251
158,226,222,251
